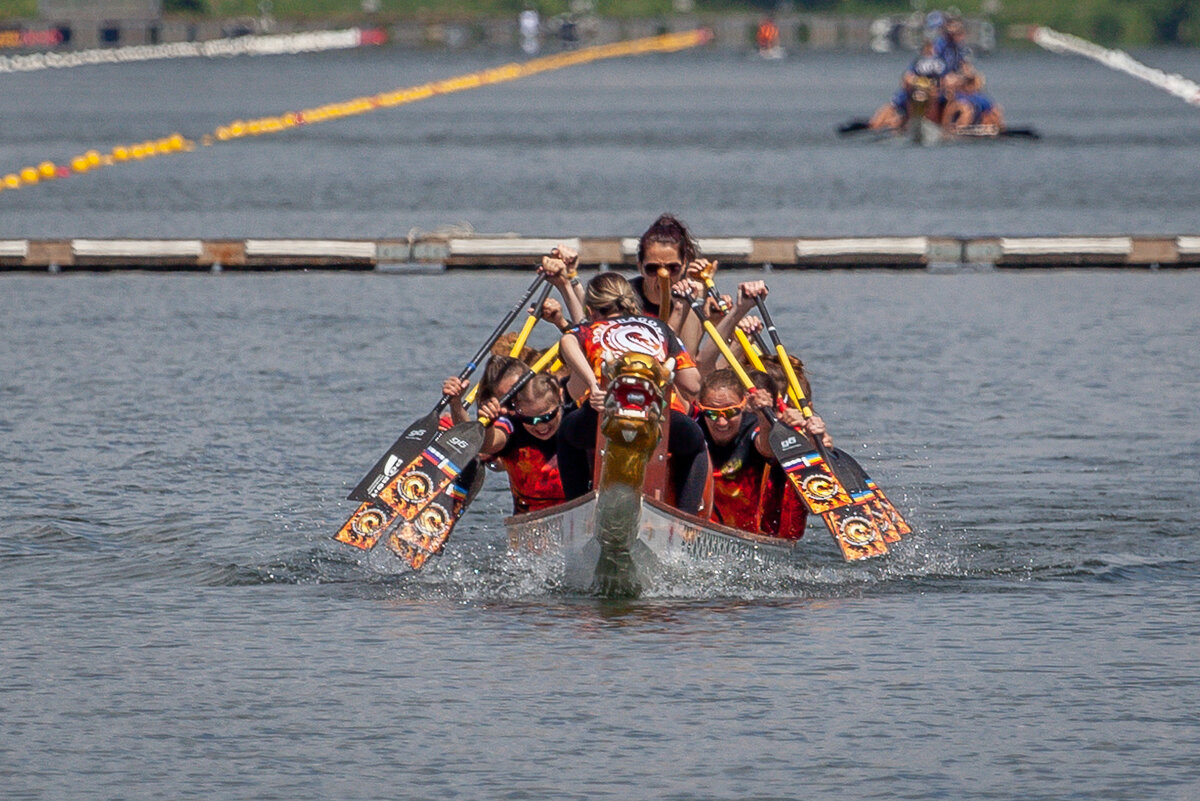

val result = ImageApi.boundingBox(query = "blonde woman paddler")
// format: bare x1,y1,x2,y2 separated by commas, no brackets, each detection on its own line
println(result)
556,272,709,515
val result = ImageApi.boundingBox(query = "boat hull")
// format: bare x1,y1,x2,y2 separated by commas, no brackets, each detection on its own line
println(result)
505,491,799,595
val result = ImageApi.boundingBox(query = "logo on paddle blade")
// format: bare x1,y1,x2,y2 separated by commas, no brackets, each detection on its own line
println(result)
414,503,451,538
838,513,879,546
383,454,402,477
399,472,434,503
350,507,388,538
802,474,840,501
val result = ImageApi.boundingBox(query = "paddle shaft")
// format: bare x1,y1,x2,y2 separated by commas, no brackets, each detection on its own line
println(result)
686,296,779,425
437,273,548,414
696,277,771,376
754,298,815,419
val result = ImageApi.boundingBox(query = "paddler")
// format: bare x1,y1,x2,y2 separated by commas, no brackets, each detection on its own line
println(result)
475,373,567,515
628,214,707,353
556,271,710,515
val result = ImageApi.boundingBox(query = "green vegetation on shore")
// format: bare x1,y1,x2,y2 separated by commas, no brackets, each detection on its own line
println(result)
3,0,1195,45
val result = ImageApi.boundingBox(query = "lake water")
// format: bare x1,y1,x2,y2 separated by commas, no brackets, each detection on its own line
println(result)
3,269,1199,800
3,41,1200,801
1,45,1199,238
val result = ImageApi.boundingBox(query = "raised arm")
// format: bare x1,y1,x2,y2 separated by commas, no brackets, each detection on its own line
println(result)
540,246,586,324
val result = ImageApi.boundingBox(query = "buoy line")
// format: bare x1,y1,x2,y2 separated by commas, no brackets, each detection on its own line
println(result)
0,28,384,74
0,28,711,193
1032,26,1200,108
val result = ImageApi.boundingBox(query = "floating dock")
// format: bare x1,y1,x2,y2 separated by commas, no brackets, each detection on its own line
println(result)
1,235,1198,272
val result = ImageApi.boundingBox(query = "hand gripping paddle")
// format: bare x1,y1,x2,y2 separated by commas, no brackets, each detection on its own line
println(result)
687,294,886,560
346,273,547,502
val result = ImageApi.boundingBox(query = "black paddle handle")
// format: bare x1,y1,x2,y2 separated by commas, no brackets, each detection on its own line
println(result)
433,273,547,413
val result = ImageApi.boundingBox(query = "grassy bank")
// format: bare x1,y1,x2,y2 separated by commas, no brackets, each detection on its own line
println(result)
4,0,1196,45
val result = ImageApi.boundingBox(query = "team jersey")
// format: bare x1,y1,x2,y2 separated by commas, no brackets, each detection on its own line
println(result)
569,314,696,387
704,414,771,533
493,417,566,515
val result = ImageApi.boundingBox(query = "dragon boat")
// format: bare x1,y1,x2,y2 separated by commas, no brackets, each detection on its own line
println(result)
503,350,801,597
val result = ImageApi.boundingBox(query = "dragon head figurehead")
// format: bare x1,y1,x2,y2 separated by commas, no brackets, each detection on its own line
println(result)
599,351,672,467
591,351,674,599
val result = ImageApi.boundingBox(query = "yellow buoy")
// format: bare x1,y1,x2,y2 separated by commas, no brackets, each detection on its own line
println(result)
39,161,58,179
113,146,129,161
3,174,19,189
20,167,39,184
71,156,90,172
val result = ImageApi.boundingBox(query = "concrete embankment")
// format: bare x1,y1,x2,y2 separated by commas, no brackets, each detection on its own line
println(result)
2,235,1197,272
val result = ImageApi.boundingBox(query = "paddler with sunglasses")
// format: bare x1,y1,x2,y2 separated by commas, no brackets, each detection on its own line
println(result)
628,213,708,353
689,281,829,538
462,372,568,515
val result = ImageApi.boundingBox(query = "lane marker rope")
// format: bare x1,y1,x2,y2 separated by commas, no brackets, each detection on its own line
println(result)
0,28,384,74
0,29,710,193
1032,26,1200,108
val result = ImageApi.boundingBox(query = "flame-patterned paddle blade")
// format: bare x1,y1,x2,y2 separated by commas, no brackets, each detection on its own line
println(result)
346,408,441,501
386,453,484,568
821,504,889,560
333,422,485,552
766,422,856,515
827,448,911,543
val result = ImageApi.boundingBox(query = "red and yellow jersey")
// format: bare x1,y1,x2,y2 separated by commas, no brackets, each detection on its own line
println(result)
494,418,565,515
571,315,696,389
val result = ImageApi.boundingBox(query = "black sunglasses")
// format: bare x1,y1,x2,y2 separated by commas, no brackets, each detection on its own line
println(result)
513,407,561,426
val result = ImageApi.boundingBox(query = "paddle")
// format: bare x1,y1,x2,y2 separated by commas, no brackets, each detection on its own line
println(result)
745,326,909,542
691,262,777,381
384,343,562,569
837,119,872,135
657,267,672,322
686,295,886,560
346,273,547,501
461,281,554,408
754,298,910,546
1000,126,1040,139
333,344,559,556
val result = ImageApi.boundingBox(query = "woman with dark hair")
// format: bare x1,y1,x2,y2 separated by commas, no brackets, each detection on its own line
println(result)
556,271,709,515
628,213,706,353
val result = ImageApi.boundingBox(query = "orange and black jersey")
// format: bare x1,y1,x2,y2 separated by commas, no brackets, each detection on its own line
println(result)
568,313,696,386
493,417,566,515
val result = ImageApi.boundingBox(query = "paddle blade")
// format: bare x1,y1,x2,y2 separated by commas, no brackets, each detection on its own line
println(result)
821,505,888,560
333,422,484,553
346,409,441,501
332,500,394,550
767,422,856,514
385,452,484,569
837,119,871,134
1001,126,1040,139
827,448,911,543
